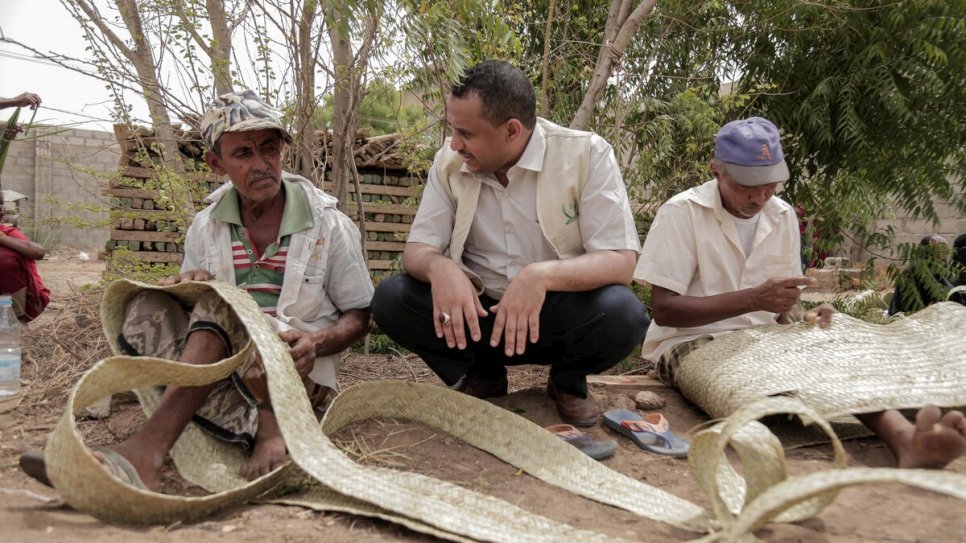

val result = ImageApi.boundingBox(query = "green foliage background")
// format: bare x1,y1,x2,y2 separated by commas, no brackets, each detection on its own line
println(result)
506,0,964,255
35,0,964,315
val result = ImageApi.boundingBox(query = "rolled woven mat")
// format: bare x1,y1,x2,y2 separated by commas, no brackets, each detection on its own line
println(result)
675,302,966,421
40,280,966,542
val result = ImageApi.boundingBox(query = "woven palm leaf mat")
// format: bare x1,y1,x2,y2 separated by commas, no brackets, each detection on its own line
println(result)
676,302,966,421
41,280,966,542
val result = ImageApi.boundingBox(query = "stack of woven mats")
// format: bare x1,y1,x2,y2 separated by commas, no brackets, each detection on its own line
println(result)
40,281,966,542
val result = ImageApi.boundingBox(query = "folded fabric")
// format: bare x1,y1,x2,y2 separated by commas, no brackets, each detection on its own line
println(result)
603,409,689,458
544,424,617,460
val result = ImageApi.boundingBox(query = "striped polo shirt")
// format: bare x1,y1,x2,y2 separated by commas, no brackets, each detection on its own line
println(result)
210,178,313,316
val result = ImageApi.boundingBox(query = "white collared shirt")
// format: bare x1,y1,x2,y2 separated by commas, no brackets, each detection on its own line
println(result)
634,179,802,361
410,122,640,297
183,173,374,390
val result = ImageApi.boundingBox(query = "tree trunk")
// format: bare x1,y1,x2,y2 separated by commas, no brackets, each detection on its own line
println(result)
539,0,556,118
292,1,322,184
322,4,379,213
205,0,235,96
169,0,237,97
326,18,354,211
570,0,657,130
71,0,193,226
113,1,187,178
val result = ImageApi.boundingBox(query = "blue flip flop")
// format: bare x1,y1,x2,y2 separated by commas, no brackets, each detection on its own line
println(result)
603,409,690,458
545,424,617,460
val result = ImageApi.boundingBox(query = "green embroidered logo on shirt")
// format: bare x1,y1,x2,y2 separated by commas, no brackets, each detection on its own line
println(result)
563,201,579,224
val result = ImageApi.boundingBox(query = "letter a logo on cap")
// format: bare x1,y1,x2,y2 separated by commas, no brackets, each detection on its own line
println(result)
758,144,773,161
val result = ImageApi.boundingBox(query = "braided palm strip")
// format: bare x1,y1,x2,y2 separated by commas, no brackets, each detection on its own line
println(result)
41,280,966,542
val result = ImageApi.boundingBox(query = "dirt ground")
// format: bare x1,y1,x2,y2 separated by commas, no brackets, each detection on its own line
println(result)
1,253,964,542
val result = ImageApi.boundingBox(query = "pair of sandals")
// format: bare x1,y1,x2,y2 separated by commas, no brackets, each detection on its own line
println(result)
23,411,688,489
546,408,690,460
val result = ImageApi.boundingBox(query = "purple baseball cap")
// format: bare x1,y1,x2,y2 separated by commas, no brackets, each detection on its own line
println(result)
714,117,790,186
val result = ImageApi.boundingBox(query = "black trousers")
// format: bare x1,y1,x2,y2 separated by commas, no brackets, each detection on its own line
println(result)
371,273,649,397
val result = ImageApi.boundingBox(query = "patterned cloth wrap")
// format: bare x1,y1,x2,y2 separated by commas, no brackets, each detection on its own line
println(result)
120,290,329,448
656,337,713,389
199,89,293,151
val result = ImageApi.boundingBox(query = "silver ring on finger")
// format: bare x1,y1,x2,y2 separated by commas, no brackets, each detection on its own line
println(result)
439,312,452,325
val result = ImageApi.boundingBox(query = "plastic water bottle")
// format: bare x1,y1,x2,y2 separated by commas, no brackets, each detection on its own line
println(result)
0,295,22,412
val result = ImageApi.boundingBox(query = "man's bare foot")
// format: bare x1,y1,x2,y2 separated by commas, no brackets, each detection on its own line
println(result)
241,407,287,480
895,406,966,469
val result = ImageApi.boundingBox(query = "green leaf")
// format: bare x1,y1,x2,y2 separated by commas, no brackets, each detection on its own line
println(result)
0,107,22,177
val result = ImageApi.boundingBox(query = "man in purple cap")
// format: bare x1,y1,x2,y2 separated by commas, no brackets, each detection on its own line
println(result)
635,117,965,469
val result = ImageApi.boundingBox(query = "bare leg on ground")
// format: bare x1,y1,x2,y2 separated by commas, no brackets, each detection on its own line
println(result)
104,329,228,491
857,405,966,469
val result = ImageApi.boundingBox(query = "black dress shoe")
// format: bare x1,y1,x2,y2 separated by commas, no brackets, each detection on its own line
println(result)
450,373,508,399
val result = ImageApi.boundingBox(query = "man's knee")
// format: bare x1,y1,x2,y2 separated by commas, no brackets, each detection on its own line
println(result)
121,290,242,358
0,248,29,293
0,246,26,268
124,290,183,320
372,273,406,308
189,291,235,326
372,274,426,328
592,285,649,343
187,292,248,355
120,291,190,357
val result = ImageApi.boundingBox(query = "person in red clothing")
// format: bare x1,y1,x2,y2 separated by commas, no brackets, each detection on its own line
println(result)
0,191,50,322
794,204,829,268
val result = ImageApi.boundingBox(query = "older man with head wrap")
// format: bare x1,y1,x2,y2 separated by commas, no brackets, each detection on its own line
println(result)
21,90,373,490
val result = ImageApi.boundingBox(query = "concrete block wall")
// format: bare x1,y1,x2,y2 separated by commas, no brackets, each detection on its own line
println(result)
847,192,965,264
879,205,964,245
1,124,118,252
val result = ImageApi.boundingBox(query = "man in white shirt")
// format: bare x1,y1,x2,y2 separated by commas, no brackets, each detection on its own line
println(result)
372,61,647,427
636,116,966,468
21,90,374,490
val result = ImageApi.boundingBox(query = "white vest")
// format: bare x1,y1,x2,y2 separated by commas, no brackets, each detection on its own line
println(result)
435,117,594,268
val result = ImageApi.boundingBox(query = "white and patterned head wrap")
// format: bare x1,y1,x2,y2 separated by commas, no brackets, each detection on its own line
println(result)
200,89,293,151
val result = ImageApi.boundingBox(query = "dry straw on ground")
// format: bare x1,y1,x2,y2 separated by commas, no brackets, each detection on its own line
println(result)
14,284,966,543
22,289,111,406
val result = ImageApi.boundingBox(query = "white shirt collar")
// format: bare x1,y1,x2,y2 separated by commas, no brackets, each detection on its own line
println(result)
691,178,789,221
515,121,545,172
457,120,546,175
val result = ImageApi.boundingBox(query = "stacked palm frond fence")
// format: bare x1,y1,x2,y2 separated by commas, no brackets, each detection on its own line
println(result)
104,125,423,276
